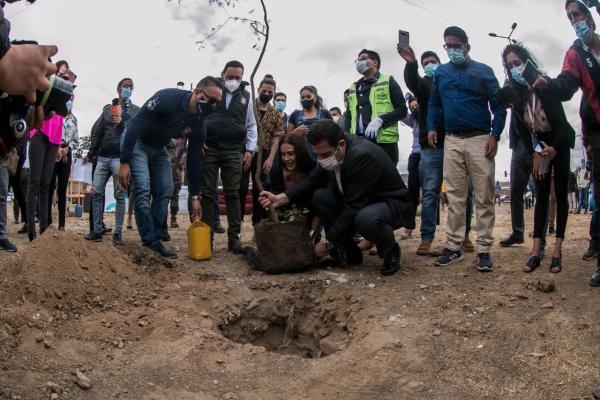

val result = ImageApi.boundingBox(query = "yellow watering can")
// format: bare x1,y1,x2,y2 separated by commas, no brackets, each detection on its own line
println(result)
187,219,211,261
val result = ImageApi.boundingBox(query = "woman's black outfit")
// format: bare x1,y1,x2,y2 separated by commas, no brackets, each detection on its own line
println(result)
512,80,575,241
9,138,27,225
47,146,72,228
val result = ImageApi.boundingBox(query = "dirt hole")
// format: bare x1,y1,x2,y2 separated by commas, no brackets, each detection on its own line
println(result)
219,285,355,359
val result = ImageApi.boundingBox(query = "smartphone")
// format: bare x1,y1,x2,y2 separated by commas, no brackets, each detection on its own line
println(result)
398,30,410,49
522,60,540,86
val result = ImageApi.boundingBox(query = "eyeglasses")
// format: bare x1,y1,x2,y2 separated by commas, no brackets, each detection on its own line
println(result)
201,91,220,105
443,43,466,50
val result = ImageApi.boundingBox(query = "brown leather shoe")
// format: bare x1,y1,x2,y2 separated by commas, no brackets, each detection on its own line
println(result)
358,240,374,251
462,236,475,253
417,240,432,256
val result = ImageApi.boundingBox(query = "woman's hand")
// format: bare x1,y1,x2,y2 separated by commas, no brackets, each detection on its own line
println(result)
541,145,557,161
292,125,309,135
263,156,274,175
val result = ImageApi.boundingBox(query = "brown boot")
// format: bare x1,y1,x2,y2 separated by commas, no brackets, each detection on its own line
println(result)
463,236,475,253
358,240,374,251
417,240,432,256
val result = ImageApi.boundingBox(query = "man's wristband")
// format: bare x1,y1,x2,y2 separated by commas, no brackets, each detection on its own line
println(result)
191,195,201,201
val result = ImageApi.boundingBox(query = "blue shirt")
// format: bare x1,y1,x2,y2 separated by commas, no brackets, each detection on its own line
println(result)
427,58,506,138
121,88,207,196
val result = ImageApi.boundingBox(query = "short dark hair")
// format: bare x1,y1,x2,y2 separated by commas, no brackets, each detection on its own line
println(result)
444,26,469,44
343,88,350,96
358,49,381,70
275,92,287,100
197,76,224,90
329,107,342,115
118,78,133,88
222,60,244,74
420,51,441,65
56,60,69,71
306,120,345,147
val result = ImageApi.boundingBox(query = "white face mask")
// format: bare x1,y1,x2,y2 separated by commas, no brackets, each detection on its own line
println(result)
355,60,370,75
332,116,340,123
224,79,241,93
319,146,342,171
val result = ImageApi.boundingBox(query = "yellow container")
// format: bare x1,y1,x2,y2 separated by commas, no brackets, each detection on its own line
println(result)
187,220,212,261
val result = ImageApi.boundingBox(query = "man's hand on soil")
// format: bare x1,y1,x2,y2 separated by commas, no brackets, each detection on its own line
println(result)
259,191,289,209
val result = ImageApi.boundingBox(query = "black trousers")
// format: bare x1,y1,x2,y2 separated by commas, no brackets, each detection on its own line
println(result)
407,152,421,216
312,186,400,258
377,142,399,166
509,154,533,239
9,164,26,224
48,149,72,228
239,151,268,226
534,149,570,239
27,132,58,235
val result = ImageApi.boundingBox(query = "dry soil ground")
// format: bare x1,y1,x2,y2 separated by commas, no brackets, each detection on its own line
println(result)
1,205,600,400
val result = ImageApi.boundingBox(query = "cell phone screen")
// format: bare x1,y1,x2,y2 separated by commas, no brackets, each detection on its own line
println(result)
398,30,410,49
523,60,539,86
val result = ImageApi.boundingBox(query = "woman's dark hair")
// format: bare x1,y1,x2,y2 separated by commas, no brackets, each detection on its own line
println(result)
56,60,69,71
259,74,277,89
306,120,344,147
275,92,287,101
300,85,323,109
501,44,537,82
279,134,316,173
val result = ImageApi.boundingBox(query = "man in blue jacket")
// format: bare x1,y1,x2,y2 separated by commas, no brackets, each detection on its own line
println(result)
118,76,223,259
427,26,507,271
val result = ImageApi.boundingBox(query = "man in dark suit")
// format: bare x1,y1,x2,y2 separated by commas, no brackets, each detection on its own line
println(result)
259,120,415,276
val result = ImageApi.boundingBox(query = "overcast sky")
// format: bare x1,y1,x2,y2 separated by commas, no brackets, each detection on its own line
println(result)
6,0,588,179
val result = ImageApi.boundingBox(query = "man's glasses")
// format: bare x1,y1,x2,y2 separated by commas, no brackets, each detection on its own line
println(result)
201,91,220,105
443,43,466,50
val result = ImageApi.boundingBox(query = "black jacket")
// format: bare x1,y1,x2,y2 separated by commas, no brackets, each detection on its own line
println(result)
204,81,251,150
0,2,10,62
285,135,415,244
510,78,575,154
403,61,445,148
89,101,140,158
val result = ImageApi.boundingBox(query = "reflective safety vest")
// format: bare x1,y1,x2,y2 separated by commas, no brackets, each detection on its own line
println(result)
347,74,399,143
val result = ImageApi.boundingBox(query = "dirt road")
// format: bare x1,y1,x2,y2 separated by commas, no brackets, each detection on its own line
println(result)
1,206,599,400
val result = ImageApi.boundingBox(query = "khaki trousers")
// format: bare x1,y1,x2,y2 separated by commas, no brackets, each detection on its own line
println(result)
443,134,495,253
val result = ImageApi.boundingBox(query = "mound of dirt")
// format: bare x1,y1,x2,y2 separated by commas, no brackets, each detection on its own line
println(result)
0,227,148,317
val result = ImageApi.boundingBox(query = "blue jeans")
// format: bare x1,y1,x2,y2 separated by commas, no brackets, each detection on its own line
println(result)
92,156,125,234
130,141,174,245
419,147,474,241
419,148,443,241
578,187,589,212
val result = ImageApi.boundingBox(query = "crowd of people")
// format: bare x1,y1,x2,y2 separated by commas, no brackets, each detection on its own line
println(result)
3,0,600,286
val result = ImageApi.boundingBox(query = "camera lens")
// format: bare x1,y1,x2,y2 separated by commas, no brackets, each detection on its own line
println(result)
37,74,74,117
12,119,27,138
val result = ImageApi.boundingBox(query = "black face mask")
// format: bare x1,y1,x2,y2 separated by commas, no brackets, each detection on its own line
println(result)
259,93,273,104
197,101,216,115
301,99,315,110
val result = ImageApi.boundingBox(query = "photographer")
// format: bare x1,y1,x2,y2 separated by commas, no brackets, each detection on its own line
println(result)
0,0,58,252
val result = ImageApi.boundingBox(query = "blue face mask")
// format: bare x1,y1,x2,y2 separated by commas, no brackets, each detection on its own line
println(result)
447,48,467,65
424,63,439,78
121,87,133,102
511,65,527,86
66,100,73,112
275,101,286,112
575,20,595,44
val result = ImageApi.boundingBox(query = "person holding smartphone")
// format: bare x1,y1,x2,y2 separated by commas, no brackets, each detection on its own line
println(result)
502,44,575,273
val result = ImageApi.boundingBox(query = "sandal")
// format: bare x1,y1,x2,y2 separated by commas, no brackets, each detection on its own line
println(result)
550,256,562,274
523,255,540,273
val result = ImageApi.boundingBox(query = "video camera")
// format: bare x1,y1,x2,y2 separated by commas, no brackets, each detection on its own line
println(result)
0,40,74,156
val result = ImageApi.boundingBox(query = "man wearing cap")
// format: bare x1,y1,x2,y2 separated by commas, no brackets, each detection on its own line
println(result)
427,26,507,272
345,49,408,165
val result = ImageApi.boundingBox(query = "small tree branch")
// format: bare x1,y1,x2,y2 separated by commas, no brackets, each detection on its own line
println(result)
249,0,277,222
